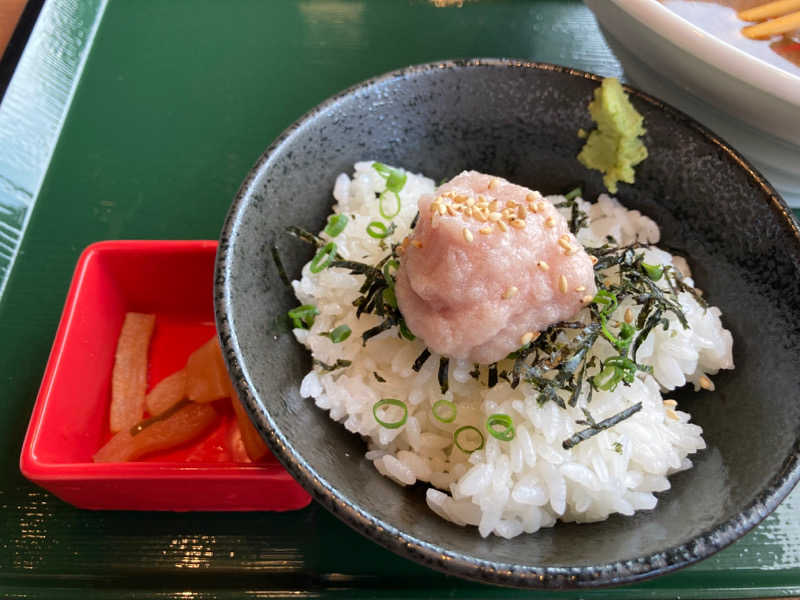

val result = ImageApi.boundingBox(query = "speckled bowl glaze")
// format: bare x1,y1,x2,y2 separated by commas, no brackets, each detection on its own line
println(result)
215,59,800,589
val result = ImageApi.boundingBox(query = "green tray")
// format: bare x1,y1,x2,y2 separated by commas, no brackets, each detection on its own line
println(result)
1,1,797,597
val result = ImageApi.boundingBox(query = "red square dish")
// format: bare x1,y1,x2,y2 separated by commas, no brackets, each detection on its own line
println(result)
20,240,311,511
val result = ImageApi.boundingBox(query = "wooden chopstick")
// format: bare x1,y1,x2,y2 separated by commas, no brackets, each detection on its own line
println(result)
739,0,800,21
741,10,800,38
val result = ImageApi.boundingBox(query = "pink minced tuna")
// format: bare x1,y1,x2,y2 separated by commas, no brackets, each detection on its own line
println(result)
395,171,597,365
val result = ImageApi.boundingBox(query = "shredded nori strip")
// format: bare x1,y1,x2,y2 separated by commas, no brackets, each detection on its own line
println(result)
283,200,706,447
373,371,386,383
362,318,395,345
412,348,431,372
286,225,325,247
410,211,419,230
313,358,352,372
554,196,589,235
270,244,291,287
488,363,498,388
562,402,643,449
438,356,449,394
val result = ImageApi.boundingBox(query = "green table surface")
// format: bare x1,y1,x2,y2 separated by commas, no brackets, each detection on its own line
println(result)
1,1,798,598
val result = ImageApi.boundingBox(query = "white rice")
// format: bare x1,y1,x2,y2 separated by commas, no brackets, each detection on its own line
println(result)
292,162,734,538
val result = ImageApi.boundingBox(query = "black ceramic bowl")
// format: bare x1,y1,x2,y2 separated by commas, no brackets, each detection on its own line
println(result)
215,59,800,588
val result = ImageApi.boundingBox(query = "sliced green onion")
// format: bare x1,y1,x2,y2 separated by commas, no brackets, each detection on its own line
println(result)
642,262,664,281
605,356,637,384
382,259,399,285
432,399,457,423
366,220,393,238
398,319,415,341
310,242,337,273
593,290,618,316
486,413,515,442
564,187,582,201
287,304,319,329
454,425,485,454
382,286,397,309
379,190,402,220
322,324,351,343
372,398,408,429
324,214,348,237
593,356,637,391
372,162,407,193
594,363,622,391
612,441,623,454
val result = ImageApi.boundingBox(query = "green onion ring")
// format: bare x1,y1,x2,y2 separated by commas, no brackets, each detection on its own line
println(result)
326,324,351,344
372,398,408,429
372,162,407,193
398,319,415,341
486,413,516,442
287,304,318,329
310,242,337,273
324,214,348,237
564,187,582,201
642,262,664,281
454,425,485,454
432,399,457,423
382,259,399,284
593,289,618,316
379,190,402,220
594,363,623,391
366,221,391,238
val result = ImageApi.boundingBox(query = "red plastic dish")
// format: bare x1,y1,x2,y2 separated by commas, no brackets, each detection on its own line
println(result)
20,240,311,511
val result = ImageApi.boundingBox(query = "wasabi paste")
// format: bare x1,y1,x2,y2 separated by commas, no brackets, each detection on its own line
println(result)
578,78,647,193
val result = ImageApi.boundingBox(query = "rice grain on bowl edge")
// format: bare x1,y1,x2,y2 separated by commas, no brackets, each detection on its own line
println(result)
290,161,734,539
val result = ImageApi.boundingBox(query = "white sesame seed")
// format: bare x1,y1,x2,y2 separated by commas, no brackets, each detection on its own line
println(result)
411,240,423,249
502,286,519,300
698,375,713,391
582,294,593,303
535,201,546,213
510,219,525,229
576,285,586,292
466,197,475,207
517,206,527,220
489,178,500,190
624,308,633,323
446,205,457,217
558,238,572,251
479,225,493,235
497,220,508,232
526,193,537,203
559,275,568,294
463,228,474,243
545,216,556,228
520,331,535,345
537,260,549,271
663,399,677,408
488,212,502,222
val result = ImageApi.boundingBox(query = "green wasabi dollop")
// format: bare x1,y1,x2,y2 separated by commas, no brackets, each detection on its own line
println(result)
577,78,647,193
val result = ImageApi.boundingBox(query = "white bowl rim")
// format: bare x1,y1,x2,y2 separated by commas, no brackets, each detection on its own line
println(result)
607,0,800,106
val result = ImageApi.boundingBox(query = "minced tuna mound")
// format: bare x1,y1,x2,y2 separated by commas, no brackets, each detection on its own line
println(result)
290,162,734,539
396,171,597,365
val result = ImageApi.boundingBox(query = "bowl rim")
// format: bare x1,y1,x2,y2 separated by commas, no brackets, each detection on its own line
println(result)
215,58,800,589
603,0,800,106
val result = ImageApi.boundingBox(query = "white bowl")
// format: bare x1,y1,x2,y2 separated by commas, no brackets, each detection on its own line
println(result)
585,0,800,207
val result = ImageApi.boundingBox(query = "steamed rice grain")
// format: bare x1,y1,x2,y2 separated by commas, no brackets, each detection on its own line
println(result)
291,162,733,538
